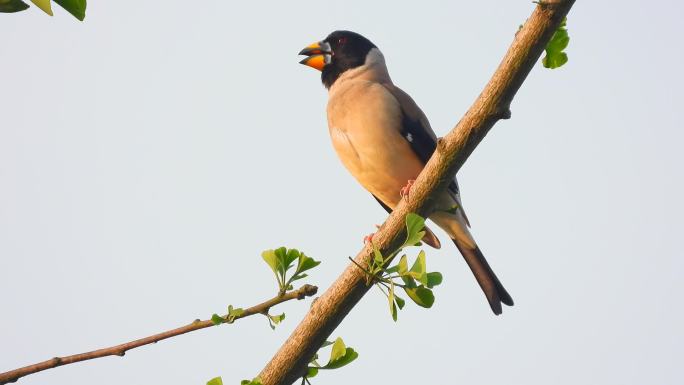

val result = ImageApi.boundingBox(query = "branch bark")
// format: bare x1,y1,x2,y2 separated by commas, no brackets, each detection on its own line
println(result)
0,284,318,385
258,2,576,384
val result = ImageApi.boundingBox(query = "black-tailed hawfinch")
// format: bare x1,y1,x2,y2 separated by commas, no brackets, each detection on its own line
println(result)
299,30,513,315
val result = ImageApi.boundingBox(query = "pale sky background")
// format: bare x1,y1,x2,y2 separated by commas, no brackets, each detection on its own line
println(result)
1,1,682,384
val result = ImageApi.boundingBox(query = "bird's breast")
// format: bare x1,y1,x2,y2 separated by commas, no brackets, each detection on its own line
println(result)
327,81,424,208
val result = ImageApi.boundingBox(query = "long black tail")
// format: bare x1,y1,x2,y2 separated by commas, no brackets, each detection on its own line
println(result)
452,238,514,315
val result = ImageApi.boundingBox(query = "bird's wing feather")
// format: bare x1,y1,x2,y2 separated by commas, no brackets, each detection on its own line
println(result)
381,83,470,226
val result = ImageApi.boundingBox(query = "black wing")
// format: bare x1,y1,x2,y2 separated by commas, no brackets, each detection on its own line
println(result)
399,114,460,196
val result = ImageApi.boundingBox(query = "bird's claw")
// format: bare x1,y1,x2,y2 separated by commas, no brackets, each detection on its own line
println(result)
363,233,375,244
400,179,415,199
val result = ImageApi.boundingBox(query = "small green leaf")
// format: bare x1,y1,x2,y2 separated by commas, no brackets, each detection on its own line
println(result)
240,378,262,385
404,213,426,247
53,0,85,20
404,286,435,308
401,274,417,288
262,250,279,275
395,295,406,310
210,314,224,326
226,305,244,323
284,248,300,270
29,0,52,15
408,250,428,285
329,337,346,362
228,305,244,317
426,272,443,288
206,377,223,385
305,367,319,378
388,282,397,321
373,244,384,265
296,253,321,274
397,255,408,275
542,17,570,69
270,312,285,324
0,0,30,13
322,337,359,369
290,273,308,282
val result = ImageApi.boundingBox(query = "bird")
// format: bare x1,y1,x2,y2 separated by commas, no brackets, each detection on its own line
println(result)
298,30,513,315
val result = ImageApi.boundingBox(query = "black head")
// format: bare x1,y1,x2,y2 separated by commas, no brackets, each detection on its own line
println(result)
299,30,377,88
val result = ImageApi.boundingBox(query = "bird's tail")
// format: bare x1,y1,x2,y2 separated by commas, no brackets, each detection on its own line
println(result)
451,237,513,315
430,211,513,315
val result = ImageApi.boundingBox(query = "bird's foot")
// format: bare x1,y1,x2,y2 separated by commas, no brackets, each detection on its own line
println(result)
400,179,415,199
363,233,375,244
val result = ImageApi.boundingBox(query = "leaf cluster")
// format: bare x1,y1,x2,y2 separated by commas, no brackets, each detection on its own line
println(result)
0,0,86,20
542,17,570,69
358,213,443,321
262,247,320,295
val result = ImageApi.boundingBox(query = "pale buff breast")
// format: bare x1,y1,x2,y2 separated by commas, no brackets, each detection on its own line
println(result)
327,79,425,208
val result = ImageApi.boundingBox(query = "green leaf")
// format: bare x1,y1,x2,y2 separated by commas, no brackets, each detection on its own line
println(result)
0,0,30,13
395,295,406,310
305,367,319,378
404,286,435,308
29,0,52,15
226,305,244,323
284,248,300,270
296,253,321,274
397,255,408,275
290,273,308,282
542,17,570,69
270,312,286,324
321,337,359,369
206,377,223,385
426,272,443,288
372,244,384,265
401,274,417,288
267,312,285,330
388,282,397,321
542,52,568,69
240,378,262,385
324,347,359,369
404,213,426,247
210,314,224,326
262,249,279,275
408,250,428,285
329,337,346,363
53,0,84,20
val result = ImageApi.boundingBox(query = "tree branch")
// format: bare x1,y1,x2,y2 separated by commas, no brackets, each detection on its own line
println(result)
257,2,576,384
0,284,318,385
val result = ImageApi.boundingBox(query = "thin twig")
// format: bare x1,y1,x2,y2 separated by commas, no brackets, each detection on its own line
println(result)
0,285,318,385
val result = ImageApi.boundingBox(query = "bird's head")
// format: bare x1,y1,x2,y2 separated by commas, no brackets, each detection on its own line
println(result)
299,30,377,88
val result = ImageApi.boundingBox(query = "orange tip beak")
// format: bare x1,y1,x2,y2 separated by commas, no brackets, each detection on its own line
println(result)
299,41,331,71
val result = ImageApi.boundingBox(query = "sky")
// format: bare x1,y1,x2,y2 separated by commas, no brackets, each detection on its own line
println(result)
1,1,683,384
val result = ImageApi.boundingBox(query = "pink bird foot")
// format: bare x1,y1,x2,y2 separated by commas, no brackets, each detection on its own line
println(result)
363,225,382,244
400,179,415,199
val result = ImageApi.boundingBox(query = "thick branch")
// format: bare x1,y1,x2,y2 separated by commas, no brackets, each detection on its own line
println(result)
0,284,318,385
258,2,575,384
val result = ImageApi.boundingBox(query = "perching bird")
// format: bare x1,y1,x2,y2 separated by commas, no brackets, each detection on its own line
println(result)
299,31,513,315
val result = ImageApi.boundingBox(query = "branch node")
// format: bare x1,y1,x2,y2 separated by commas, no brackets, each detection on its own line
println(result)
298,284,318,299
436,137,447,153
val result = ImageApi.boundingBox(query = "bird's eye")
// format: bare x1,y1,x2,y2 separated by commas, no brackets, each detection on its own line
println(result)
338,37,347,45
